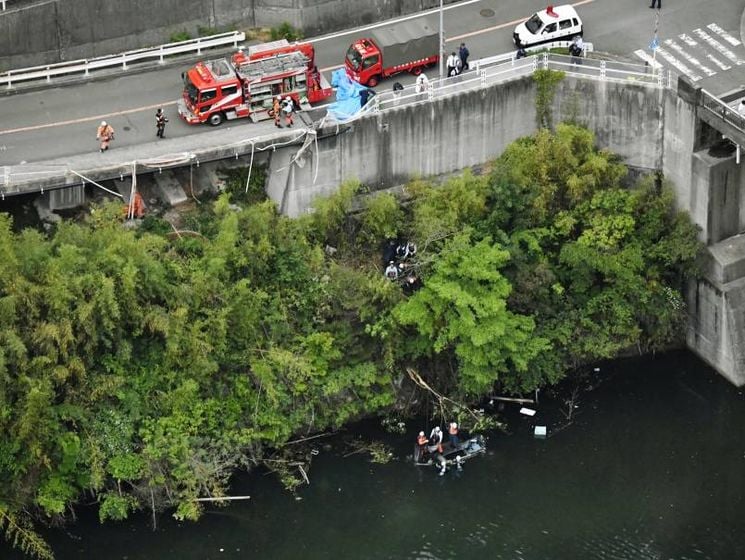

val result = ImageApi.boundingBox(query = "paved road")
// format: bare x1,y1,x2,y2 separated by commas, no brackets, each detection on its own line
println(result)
1,0,744,167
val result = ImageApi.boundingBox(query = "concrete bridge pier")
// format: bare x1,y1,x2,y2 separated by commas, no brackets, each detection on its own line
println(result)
48,183,85,210
665,77,745,385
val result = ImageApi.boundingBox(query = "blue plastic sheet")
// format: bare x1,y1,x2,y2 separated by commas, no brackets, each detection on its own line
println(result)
326,68,369,121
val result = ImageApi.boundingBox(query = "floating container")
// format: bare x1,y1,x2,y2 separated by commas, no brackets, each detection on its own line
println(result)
520,407,536,416
534,426,547,438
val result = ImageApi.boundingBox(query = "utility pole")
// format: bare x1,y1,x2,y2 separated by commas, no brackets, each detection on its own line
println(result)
439,0,444,80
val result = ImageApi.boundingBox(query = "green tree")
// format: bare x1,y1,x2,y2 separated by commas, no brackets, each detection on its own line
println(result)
393,232,549,395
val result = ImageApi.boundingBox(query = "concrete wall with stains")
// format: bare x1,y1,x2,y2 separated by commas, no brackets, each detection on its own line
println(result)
0,0,459,70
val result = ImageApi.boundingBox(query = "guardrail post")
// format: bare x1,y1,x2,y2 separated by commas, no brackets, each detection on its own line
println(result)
122,54,127,70
542,52,549,69
532,56,538,73
427,83,434,102
197,38,202,55
159,46,164,64
46,67,51,83
600,60,606,80
84,60,90,77
233,33,239,47
480,70,486,87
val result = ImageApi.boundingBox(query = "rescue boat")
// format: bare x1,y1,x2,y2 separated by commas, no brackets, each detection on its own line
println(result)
413,435,487,468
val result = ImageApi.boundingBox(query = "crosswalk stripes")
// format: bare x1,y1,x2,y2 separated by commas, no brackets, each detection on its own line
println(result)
634,22,745,82
706,23,741,47
664,39,715,77
692,28,744,66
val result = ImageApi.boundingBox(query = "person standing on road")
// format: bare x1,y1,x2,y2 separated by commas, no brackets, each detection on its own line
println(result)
415,72,429,94
96,121,115,152
281,96,295,127
155,108,168,138
446,51,459,77
272,96,282,127
649,0,660,8
458,43,470,72
737,99,745,118
569,35,584,65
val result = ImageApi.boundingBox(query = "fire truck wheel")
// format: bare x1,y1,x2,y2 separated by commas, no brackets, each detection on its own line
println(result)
208,113,224,126
367,75,380,88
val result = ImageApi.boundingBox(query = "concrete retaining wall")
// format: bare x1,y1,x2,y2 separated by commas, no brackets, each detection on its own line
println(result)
271,75,664,216
0,0,459,70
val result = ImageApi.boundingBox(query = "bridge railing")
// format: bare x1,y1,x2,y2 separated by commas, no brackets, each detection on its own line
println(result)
373,49,661,115
701,88,745,133
0,31,245,89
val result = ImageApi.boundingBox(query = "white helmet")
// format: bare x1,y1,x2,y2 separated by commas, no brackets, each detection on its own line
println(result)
100,121,107,126
419,431,425,437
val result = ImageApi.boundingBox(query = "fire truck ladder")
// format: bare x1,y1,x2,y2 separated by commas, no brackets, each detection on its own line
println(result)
236,51,310,81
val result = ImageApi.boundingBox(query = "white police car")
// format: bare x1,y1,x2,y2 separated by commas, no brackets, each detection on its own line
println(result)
513,4,583,48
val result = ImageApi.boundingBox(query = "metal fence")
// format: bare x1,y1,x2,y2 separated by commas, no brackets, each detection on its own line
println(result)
0,31,245,89
701,88,745,133
363,51,665,119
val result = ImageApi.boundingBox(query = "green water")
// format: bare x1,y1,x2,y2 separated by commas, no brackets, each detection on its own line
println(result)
6,350,745,559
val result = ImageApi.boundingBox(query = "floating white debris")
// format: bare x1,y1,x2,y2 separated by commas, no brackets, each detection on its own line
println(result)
534,426,547,438
520,407,536,416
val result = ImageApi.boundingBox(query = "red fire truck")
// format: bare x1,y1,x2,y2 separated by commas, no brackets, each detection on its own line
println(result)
345,21,439,87
178,40,333,126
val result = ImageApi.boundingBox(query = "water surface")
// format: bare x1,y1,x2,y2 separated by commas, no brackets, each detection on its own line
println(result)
5,350,744,559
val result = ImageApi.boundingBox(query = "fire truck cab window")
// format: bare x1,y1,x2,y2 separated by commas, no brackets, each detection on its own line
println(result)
200,89,217,103
221,85,238,97
184,78,199,104
362,55,379,69
346,45,362,70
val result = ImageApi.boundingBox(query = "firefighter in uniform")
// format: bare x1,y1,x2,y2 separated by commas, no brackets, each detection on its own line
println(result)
155,108,168,138
96,121,115,152
281,96,294,127
416,431,429,461
272,96,282,127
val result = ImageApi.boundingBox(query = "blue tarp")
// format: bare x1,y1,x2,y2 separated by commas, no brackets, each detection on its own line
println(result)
326,68,368,121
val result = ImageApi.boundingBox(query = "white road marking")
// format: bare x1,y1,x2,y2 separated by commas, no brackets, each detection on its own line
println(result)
311,0,485,43
312,0,594,44
664,39,715,77
705,53,730,71
707,23,741,46
0,101,177,136
656,47,701,81
633,49,662,69
693,28,744,65
678,33,697,47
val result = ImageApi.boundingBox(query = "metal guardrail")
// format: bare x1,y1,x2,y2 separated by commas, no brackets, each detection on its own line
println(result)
701,88,745,133
368,50,663,117
1,31,246,89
